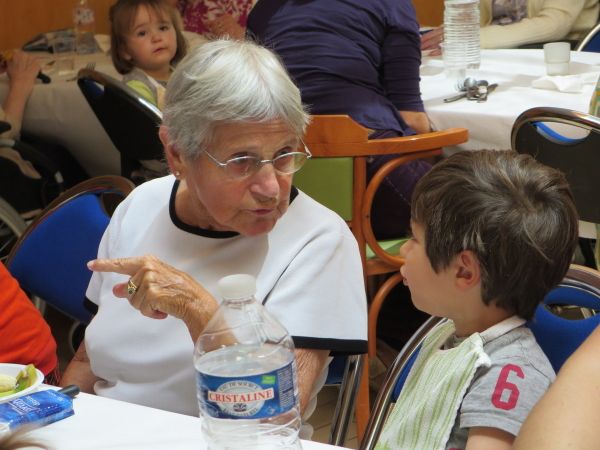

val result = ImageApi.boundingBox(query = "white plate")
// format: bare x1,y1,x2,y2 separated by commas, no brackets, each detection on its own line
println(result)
0,363,44,403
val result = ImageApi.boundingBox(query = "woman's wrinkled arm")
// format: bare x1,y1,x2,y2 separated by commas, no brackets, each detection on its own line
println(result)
87,256,219,342
2,51,40,137
294,348,330,415
60,341,101,393
481,0,585,48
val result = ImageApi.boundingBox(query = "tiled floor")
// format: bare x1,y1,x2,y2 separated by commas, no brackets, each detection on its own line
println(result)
308,385,358,449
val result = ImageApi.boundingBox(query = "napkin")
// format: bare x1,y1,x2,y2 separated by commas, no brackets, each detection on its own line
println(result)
531,72,600,93
94,34,111,53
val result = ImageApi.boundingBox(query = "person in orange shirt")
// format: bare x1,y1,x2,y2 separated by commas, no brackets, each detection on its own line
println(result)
0,262,58,382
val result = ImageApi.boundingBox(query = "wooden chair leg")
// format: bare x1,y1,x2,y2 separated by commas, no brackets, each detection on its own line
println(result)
368,272,405,357
355,354,370,441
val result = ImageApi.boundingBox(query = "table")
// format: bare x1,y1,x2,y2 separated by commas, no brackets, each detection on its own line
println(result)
26,390,346,450
420,49,600,153
0,52,122,177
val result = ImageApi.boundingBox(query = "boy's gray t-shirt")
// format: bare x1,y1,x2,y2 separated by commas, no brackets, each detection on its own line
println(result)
445,326,555,450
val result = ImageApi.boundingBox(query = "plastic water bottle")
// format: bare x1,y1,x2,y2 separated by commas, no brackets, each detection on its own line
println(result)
194,274,302,450
73,0,97,54
443,0,480,86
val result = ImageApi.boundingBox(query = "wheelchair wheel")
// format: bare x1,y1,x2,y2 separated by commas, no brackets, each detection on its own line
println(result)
0,196,26,265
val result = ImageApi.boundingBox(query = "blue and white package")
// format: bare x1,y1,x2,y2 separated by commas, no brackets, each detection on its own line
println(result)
0,385,79,434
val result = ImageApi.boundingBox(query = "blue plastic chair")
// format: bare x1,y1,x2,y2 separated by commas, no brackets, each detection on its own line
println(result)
6,176,134,325
359,265,600,450
576,23,600,52
527,264,600,373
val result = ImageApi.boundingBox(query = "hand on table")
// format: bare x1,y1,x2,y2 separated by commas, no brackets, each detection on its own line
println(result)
421,27,443,56
88,255,218,340
5,51,40,91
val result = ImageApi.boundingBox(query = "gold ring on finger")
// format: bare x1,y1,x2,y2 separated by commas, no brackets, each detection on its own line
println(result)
127,278,138,296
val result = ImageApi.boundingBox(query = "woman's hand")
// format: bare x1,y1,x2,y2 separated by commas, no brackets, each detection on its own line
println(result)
6,51,40,92
421,27,444,56
88,255,218,341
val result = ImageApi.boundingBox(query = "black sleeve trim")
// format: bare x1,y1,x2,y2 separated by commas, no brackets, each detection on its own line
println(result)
84,296,99,315
291,336,367,355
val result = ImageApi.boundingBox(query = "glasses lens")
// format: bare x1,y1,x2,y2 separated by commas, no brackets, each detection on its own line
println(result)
273,152,308,174
224,156,260,178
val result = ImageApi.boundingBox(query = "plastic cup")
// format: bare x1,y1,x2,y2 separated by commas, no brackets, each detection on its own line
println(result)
50,35,76,76
543,42,571,76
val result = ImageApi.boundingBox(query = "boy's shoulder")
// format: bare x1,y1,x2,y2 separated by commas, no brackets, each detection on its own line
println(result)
482,325,554,381
447,326,555,446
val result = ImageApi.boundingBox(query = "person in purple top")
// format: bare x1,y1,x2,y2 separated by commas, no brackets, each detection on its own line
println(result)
247,0,431,239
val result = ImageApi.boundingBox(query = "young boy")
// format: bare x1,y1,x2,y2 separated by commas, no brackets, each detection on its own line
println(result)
376,150,579,450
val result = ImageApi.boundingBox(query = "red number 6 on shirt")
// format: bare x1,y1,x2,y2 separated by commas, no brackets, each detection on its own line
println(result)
491,364,524,410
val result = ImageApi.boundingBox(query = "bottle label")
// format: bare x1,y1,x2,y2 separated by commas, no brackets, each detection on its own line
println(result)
74,7,95,26
197,360,297,419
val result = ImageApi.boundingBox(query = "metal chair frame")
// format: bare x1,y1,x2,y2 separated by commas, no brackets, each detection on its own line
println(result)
77,68,164,181
576,23,600,52
358,316,444,450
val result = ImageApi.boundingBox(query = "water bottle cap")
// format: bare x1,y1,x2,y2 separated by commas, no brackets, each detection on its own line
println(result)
217,274,257,300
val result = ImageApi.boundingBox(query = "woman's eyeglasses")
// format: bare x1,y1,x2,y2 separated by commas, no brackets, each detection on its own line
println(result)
203,144,312,180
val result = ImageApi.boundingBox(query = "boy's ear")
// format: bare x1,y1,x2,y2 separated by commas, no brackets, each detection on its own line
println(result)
454,250,481,290
160,125,185,177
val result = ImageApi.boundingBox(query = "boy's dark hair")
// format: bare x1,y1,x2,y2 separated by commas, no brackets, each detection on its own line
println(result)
412,150,578,320
110,0,187,75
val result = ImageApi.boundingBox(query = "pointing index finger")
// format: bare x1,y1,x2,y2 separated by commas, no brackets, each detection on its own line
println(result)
87,257,147,275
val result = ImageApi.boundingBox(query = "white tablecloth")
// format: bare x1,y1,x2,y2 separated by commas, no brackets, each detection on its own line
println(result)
0,52,122,177
25,390,345,450
420,49,600,153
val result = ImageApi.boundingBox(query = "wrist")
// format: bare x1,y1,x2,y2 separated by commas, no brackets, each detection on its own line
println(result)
181,290,218,342
8,80,35,96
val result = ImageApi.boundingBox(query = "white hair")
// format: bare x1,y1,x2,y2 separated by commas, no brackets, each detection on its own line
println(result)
162,39,310,159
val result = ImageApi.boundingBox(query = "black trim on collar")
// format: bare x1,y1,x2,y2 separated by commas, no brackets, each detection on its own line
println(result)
291,336,368,356
169,179,238,238
84,297,98,315
168,180,300,238
289,185,299,202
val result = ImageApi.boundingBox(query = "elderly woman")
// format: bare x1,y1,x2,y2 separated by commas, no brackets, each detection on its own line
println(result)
421,0,599,52
61,39,367,431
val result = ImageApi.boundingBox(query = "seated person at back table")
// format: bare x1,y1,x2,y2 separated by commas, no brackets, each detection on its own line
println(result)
0,262,58,382
60,39,367,438
110,0,188,109
514,322,600,450
247,0,431,240
173,0,256,40
375,150,578,450
0,51,41,180
421,0,599,52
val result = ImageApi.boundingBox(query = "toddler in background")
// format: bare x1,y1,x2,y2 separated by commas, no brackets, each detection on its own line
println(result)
376,150,579,450
110,0,187,109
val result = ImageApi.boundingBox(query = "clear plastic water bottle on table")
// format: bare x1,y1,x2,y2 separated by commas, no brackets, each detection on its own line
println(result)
73,0,97,54
443,0,480,88
194,274,302,450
